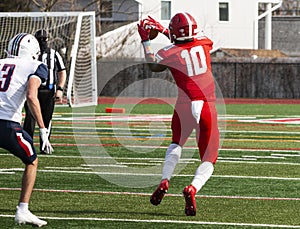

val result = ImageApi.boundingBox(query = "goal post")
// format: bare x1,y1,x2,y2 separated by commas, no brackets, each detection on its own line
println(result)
0,12,98,107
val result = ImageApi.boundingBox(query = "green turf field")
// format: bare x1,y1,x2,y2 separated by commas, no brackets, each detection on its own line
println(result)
0,101,299,228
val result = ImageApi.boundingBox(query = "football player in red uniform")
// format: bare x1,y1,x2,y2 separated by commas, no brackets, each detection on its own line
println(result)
138,12,220,216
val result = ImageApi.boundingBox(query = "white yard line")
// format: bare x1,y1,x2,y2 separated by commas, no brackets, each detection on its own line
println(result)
52,125,300,135
0,187,300,201
1,152,300,165
0,214,299,228
1,167,299,181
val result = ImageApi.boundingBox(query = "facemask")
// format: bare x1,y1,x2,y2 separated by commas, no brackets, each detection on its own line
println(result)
39,40,48,53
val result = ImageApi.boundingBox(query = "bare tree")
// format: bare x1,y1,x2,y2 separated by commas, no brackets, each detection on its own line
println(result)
259,0,300,16
31,0,76,12
0,0,143,59
80,0,139,36
277,0,300,15
1,0,138,36
0,0,31,11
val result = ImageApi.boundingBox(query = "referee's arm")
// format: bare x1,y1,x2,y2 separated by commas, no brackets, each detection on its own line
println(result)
54,51,67,103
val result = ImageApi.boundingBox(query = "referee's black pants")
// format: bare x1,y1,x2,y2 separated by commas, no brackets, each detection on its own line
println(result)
23,89,55,152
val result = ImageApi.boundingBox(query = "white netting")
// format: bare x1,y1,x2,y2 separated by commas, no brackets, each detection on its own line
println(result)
0,12,97,107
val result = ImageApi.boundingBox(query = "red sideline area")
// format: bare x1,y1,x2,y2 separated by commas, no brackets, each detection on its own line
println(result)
98,97,300,104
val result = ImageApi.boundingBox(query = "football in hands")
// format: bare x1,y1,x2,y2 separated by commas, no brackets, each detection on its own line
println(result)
149,28,159,40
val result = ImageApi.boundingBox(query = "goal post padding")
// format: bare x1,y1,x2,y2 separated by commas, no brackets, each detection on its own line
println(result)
0,12,98,107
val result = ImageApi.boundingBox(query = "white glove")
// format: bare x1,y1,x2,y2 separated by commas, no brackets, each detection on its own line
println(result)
191,100,204,124
39,128,54,154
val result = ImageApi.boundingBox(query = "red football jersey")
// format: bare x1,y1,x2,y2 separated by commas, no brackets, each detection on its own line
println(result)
156,36,215,103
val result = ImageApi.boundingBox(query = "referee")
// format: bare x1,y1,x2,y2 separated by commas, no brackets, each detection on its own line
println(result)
23,29,67,154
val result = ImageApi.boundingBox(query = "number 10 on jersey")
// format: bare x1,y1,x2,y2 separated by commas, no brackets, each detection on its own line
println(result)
181,46,207,77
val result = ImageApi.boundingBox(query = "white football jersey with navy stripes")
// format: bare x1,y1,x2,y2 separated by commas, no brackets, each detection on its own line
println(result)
0,57,48,123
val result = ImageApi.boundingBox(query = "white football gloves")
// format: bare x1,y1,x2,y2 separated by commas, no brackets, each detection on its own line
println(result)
191,100,204,124
39,128,54,154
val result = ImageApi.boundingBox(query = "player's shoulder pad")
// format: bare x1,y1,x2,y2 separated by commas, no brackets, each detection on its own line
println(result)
33,62,48,83
158,44,176,57
195,36,213,45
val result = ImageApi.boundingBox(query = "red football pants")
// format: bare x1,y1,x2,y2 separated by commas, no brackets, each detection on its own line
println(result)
171,101,219,163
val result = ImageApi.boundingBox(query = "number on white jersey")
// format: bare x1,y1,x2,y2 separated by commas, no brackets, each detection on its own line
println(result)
0,64,15,92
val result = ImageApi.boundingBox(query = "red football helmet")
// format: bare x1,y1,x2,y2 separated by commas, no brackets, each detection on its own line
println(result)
168,12,198,42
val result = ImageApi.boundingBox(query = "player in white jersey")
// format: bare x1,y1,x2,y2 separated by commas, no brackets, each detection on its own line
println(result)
0,33,52,227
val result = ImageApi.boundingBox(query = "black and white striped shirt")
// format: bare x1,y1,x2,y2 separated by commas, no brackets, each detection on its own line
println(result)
39,48,66,90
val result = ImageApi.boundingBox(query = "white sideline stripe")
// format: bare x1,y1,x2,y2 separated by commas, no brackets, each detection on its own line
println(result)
0,152,300,166
217,161,300,165
55,113,298,117
0,153,300,166
1,168,299,180
219,157,258,161
55,114,300,125
225,130,300,135
0,214,299,228
52,125,300,135
1,187,300,201
272,154,300,157
242,155,286,159
44,167,92,170
212,175,300,181
5,143,300,154
221,148,300,153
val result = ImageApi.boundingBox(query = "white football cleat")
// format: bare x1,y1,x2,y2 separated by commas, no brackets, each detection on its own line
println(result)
15,206,47,227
